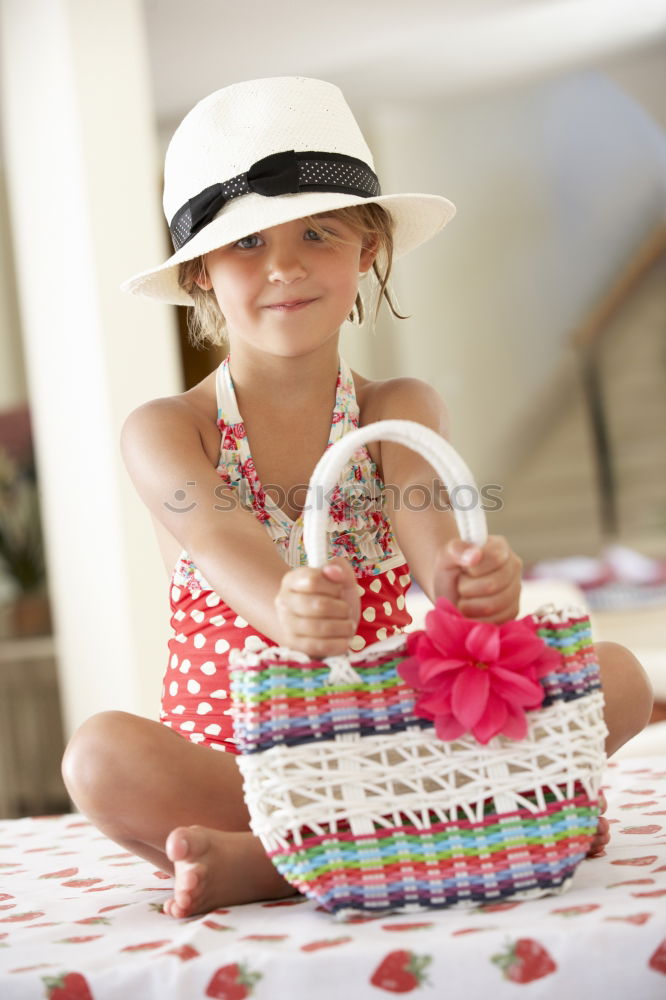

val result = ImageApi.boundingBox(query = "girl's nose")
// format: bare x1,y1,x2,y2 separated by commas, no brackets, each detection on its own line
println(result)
266,242,307,284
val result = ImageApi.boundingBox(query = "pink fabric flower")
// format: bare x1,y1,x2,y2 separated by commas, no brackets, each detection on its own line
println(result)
398,598,561,744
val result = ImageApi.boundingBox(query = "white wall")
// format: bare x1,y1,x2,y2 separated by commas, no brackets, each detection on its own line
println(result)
0,170,26,408
0,0,182,736
344,70,666,485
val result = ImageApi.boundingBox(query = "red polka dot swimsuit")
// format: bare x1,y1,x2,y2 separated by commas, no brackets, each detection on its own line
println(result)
160,356,413,752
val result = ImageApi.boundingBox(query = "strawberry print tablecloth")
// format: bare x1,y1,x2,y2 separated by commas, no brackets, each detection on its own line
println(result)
1,757,665,1000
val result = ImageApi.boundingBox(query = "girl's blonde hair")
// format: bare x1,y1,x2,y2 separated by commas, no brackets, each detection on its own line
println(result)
177,203,404,348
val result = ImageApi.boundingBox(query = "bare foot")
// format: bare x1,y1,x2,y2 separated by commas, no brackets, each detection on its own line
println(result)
587,792,610,858
162,825,298,918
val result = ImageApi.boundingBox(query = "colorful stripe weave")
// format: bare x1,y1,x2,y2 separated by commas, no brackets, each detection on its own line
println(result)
230,615,601,754
269,794,599,915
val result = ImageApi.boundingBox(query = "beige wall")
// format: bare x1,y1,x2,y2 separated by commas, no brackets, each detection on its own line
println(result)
0,0,182,735
343,70,666,485
0,170,26,408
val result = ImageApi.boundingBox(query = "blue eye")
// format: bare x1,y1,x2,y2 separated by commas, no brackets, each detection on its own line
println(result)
304,228,325,241
235,234,262,249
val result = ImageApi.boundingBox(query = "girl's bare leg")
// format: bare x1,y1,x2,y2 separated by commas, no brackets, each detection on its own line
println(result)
61,711,296,916
586,641,654,858
597,642,653,758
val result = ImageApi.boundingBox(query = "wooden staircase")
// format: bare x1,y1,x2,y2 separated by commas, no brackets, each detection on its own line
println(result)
490,226,666,567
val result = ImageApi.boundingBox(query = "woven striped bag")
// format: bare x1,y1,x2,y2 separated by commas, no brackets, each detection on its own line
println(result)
230,419,608,918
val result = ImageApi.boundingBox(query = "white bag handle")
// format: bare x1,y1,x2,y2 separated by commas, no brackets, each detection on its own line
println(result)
303,419,488,568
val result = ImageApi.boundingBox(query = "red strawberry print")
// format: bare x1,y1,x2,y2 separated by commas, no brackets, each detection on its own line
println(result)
42,971,94,999
260,898,304,907
620,825,662,835
0,910,45,922
84,883,130,892
152,870,171,880
166,944,200,961
121,939,170,952
206,962,262,999
203,920,235,932
301,937,352,952
608,878,655,888
56,936,103,944
75,917,111,926
0,904,15,911
492,938,557,984
240,934,287,942
478,901,523,913
341,913,383,924
632,889,666,898
551,904,600,917
40,868,79,879
0,893,14,901
381,923,434,932
370,950,432,993
605,913,652,925
62,878,103,888
452,927,498,936
611,855,658,866
649,939,666,975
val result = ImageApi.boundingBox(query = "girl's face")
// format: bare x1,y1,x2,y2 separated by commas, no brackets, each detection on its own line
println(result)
198,215,377,359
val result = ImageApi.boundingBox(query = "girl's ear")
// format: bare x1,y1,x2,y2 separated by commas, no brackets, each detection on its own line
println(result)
359,235,379,275
193,261,213,291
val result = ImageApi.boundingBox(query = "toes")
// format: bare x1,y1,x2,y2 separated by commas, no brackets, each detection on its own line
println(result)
166,824,209,864
178,865,201,893
167,898,189,919
165,828,190,863
164,825,211,919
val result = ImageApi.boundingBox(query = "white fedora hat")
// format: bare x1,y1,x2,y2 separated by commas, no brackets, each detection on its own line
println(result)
121,77,456,306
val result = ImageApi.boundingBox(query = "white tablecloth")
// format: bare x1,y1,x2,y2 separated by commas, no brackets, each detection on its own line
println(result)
1,757,665,999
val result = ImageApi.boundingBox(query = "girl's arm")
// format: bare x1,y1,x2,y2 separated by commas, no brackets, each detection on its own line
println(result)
121,397,358,655
367,378,522,623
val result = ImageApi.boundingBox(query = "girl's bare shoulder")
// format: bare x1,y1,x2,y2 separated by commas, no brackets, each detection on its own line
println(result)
353,371,449,435
121,371,220,466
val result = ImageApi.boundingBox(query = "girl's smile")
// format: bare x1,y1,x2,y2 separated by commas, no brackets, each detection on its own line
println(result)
262,297,319,312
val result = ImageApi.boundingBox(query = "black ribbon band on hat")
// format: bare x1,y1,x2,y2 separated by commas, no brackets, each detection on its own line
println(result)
169,150,381,251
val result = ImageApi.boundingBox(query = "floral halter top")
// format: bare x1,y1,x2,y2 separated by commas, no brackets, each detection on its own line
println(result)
162,356,413,752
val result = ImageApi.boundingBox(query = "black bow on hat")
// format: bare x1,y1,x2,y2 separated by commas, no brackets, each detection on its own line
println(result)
169,149,381,251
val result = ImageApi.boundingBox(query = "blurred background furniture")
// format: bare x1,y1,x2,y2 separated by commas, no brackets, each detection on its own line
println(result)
0,635,69,818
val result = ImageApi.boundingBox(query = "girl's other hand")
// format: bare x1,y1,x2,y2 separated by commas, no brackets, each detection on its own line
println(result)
433,535,522,624
275,557,361,657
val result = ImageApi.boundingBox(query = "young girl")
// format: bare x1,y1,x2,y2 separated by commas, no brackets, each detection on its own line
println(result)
62,77,652,919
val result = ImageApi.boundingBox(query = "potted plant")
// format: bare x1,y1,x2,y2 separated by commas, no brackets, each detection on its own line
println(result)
0,443,50,637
